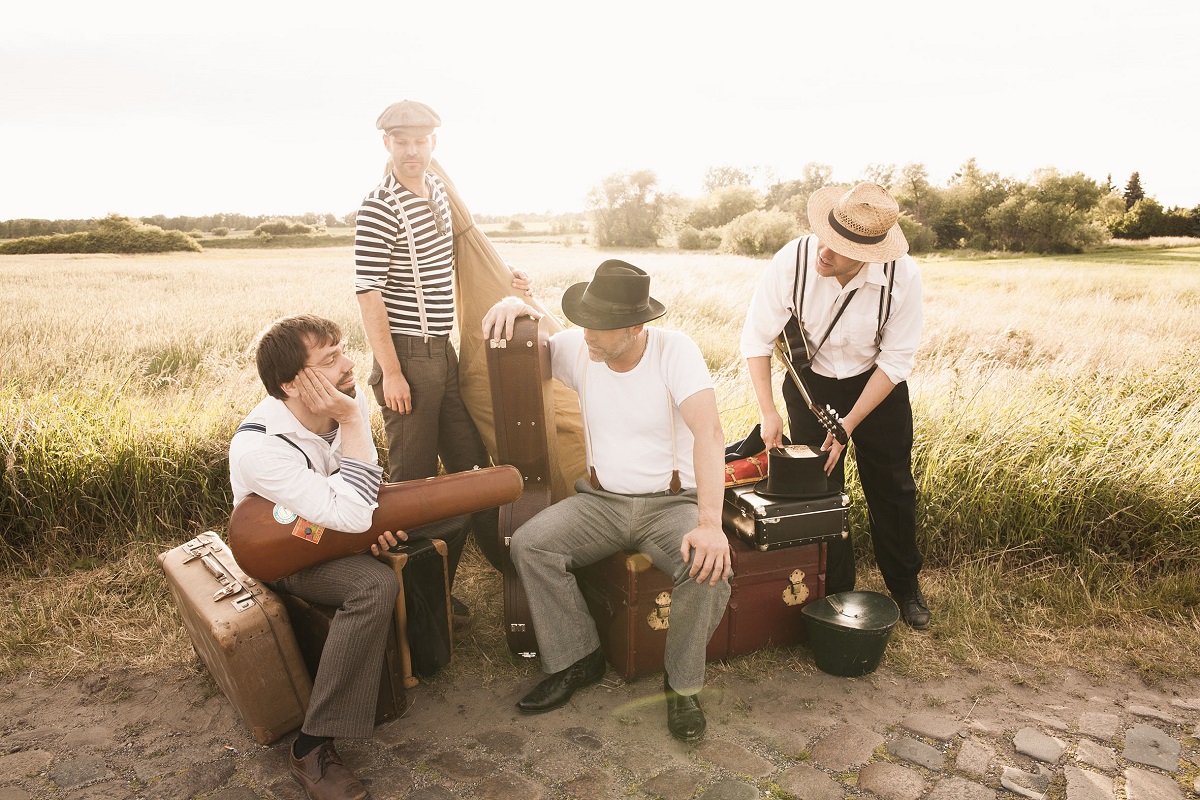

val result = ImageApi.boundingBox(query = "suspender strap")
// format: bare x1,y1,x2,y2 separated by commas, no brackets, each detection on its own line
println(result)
791,236,810,327
876,260,896,345
235,423,313,471
384,181,432,342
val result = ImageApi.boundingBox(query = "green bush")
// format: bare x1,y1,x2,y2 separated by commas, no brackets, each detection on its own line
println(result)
0,214,201,254
254,219,313,236
720,210,798,256
897,214,937,254
211,227,230,237
685,186,762,230
677,226,722,250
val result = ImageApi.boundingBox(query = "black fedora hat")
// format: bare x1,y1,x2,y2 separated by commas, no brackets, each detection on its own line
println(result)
560,260,667,330
754,445,833,499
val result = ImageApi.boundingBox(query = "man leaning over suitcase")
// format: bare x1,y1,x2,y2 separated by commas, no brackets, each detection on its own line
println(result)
230,314,423,800
740,182,929,629
482,261,732,743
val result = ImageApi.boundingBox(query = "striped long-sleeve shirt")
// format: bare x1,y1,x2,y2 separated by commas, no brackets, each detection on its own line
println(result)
353,171,455,337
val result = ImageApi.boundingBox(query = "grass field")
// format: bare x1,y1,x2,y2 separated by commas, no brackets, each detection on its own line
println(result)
1,241,1198,684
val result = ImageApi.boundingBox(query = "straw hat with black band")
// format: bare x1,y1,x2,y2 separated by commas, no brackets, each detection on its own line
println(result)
561,260,667,330
807,182,910,264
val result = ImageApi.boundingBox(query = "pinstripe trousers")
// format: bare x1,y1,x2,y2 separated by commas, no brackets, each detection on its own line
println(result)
511,480,731,693
273,554,398,739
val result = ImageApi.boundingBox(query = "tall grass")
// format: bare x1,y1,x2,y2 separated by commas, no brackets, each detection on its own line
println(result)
2,243,1198,679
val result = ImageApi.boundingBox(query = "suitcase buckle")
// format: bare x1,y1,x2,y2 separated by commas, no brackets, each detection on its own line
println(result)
212,582,244,602
231,593,256,612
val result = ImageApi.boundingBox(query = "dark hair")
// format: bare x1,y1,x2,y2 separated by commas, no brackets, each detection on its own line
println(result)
253,314,343,400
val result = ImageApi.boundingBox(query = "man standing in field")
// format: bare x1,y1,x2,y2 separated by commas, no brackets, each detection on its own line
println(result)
354,100,530,625
230,314,463,800
482,261,731,743
740,182,930,628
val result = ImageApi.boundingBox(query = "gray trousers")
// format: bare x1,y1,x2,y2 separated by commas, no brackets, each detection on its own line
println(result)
511,480,731,693
273,554,398,739
369,333,500,573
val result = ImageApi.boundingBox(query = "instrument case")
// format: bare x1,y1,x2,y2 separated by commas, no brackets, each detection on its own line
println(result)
157,531,312,744
723,485,850,552
375,537,452,684
486,315,556,658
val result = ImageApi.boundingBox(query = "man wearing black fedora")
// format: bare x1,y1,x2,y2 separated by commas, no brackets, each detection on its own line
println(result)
482,260,731,742
739,182,930,629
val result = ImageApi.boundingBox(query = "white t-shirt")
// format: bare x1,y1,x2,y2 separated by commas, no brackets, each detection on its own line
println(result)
550,327,713,494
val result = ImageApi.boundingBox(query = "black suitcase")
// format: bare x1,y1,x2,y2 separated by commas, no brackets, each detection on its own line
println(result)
722,485,849,551
279,593,407,727
375,537,453,683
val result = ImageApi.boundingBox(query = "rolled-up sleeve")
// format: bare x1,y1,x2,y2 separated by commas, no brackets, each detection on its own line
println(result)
874,262,923,384
740,238,800,359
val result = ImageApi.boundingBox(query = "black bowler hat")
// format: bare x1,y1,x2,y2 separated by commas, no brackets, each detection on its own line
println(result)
754,445,833,499
560,260,667,330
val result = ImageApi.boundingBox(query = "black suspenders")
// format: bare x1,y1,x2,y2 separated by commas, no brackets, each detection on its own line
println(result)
789,234,897,352
235,423,315,471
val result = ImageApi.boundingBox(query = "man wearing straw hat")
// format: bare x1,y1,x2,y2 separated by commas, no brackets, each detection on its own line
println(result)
482,260,731,743
739,182,929,629
354,100,530,622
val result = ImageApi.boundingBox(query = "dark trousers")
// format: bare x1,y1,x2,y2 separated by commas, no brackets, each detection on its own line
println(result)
783,367,922,596
369,334,501,578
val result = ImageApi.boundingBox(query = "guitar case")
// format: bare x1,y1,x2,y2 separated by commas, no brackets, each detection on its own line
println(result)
485,316,556,658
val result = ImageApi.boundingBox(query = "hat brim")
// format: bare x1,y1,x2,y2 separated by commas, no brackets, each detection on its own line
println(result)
752,477,838,500
807,185,910,263
560,281,667,330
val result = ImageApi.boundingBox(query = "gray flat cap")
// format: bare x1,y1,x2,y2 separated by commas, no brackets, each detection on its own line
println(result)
376,100,441,132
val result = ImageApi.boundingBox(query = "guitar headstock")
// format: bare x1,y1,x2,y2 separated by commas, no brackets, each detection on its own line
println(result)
815,404,849,446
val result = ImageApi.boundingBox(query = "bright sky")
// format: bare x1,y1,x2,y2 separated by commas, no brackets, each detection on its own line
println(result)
2,0,1197,221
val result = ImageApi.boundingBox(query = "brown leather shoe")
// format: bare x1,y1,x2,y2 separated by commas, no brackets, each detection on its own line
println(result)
290,741,367,800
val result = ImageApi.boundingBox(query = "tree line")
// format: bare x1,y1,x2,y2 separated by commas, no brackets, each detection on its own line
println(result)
587,162,1200,255
0,211,348,240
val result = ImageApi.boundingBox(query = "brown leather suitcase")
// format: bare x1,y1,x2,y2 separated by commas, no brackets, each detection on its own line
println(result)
157,531,312,745
574,550,732,682
574,534,827,681
725,534,826,653
486,315,556,659
278,593,406,727
375,537,453,684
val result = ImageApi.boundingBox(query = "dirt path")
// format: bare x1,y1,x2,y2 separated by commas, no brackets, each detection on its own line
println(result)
2,656,1197,799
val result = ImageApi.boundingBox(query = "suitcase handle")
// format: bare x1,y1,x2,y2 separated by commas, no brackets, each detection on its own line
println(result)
200,554,228,581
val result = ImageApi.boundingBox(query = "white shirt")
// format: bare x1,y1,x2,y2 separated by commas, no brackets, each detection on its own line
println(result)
229,390,383,533
550,327,713,495
739,234,923,384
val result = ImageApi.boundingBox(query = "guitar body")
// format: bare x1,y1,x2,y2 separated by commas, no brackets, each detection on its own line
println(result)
486,316,554,658
228,466,523,582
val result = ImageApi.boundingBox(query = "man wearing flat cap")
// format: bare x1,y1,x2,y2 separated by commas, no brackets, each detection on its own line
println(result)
482,261,731,743
354,100,530,622
740,181,930,629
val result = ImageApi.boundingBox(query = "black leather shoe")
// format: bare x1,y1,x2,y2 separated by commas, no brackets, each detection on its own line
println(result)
517,648,605,713
894,585,931,630
664,677,706,743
